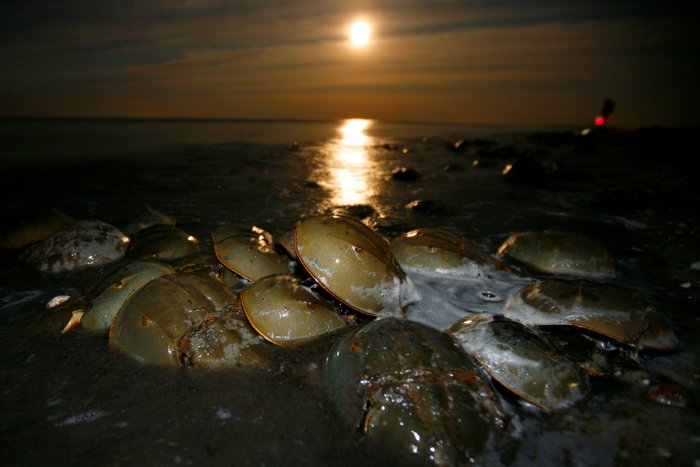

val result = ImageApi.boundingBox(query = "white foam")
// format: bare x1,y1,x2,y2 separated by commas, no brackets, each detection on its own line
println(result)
403,269,531,329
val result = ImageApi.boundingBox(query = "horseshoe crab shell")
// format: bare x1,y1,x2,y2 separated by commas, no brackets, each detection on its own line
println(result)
497,231,614,277
294,215,417,317
21,220,129,273
127,224,200,261
449,314,590,411
178,306,268,369
123,207,176,235
213,225,294,281
240,274,348,346
81,261,176,333
274,229,298,259
388,228,529,329
325,318,502,465
390,228,495,279
109,272,263,367
0,208,73,249
504,280,678,351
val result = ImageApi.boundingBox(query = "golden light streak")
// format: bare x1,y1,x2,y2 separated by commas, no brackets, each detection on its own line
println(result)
320,119,376,206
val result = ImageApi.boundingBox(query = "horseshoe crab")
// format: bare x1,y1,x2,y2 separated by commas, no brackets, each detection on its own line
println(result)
123,207,176,235
325,318,503,465
390,228,495,280
389,228,529,328
109,271,265,368
213,225,294,281
294,214,418,317
543,329,665,390
449,314,590,411
0,208,73,249
497,231,614,277
81,261,176,333
21,220,129,273
178,305,268,368
240,274,348,346
127,224,199,261
274,229,298,259
504,280,678,351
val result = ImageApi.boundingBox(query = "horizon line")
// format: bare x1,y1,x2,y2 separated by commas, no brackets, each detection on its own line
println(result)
0,115,585,129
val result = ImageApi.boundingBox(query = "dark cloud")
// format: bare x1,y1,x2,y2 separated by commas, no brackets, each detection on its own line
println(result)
1,0,698,125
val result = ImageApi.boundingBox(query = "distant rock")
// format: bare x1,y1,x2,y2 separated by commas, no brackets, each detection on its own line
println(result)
443,163,465,172
391,167,421,182
328,204,377,220
446,139,468,152
446,138,496,153
476,145,520,160
404,199,453,216
502,153,558,182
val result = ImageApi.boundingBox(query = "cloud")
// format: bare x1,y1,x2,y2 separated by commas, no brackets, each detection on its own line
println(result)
1,0,698,124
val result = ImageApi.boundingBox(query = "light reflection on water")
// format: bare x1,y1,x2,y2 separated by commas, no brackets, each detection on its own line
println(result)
317,119,379,206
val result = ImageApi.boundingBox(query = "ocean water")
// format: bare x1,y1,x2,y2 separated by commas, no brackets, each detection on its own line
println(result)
1,119,699,465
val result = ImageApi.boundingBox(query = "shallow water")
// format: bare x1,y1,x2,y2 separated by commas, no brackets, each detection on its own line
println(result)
1,119,699,465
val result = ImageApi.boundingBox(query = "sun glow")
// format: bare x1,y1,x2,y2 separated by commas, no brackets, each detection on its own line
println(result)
339,118,370,146
348,20,371,48
318,119,377,206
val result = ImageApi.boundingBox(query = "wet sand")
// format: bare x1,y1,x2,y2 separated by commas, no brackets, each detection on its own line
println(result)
1,120,699,465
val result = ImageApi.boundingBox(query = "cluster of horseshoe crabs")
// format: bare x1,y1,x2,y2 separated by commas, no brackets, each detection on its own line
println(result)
9,207,684,465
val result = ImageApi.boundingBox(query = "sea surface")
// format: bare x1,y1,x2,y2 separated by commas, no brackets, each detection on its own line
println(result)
1,118,699,465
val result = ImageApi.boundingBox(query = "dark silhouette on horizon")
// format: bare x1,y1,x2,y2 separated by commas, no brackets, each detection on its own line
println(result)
595,98,615,128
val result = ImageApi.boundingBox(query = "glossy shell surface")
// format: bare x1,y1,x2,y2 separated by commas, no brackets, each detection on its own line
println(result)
449,314,590,410
274,229,297,259
504,280,678,351
178,306,268,368
326,318,501,465
21,220,129,273
127,224,199,261
81,261,176,333
240,274,347,346
109,272,263,367
123,207,176,235
391,228,494,279
497,231,614,277
295,215,415,317
213,225,293,281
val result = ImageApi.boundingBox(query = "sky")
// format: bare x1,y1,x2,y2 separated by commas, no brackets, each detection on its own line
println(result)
2,0,699,127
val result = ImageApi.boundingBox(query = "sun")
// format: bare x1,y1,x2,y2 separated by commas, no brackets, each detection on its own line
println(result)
348,20,371,48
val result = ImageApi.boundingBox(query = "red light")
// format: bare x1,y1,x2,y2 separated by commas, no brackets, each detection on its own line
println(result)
594,116,606,126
